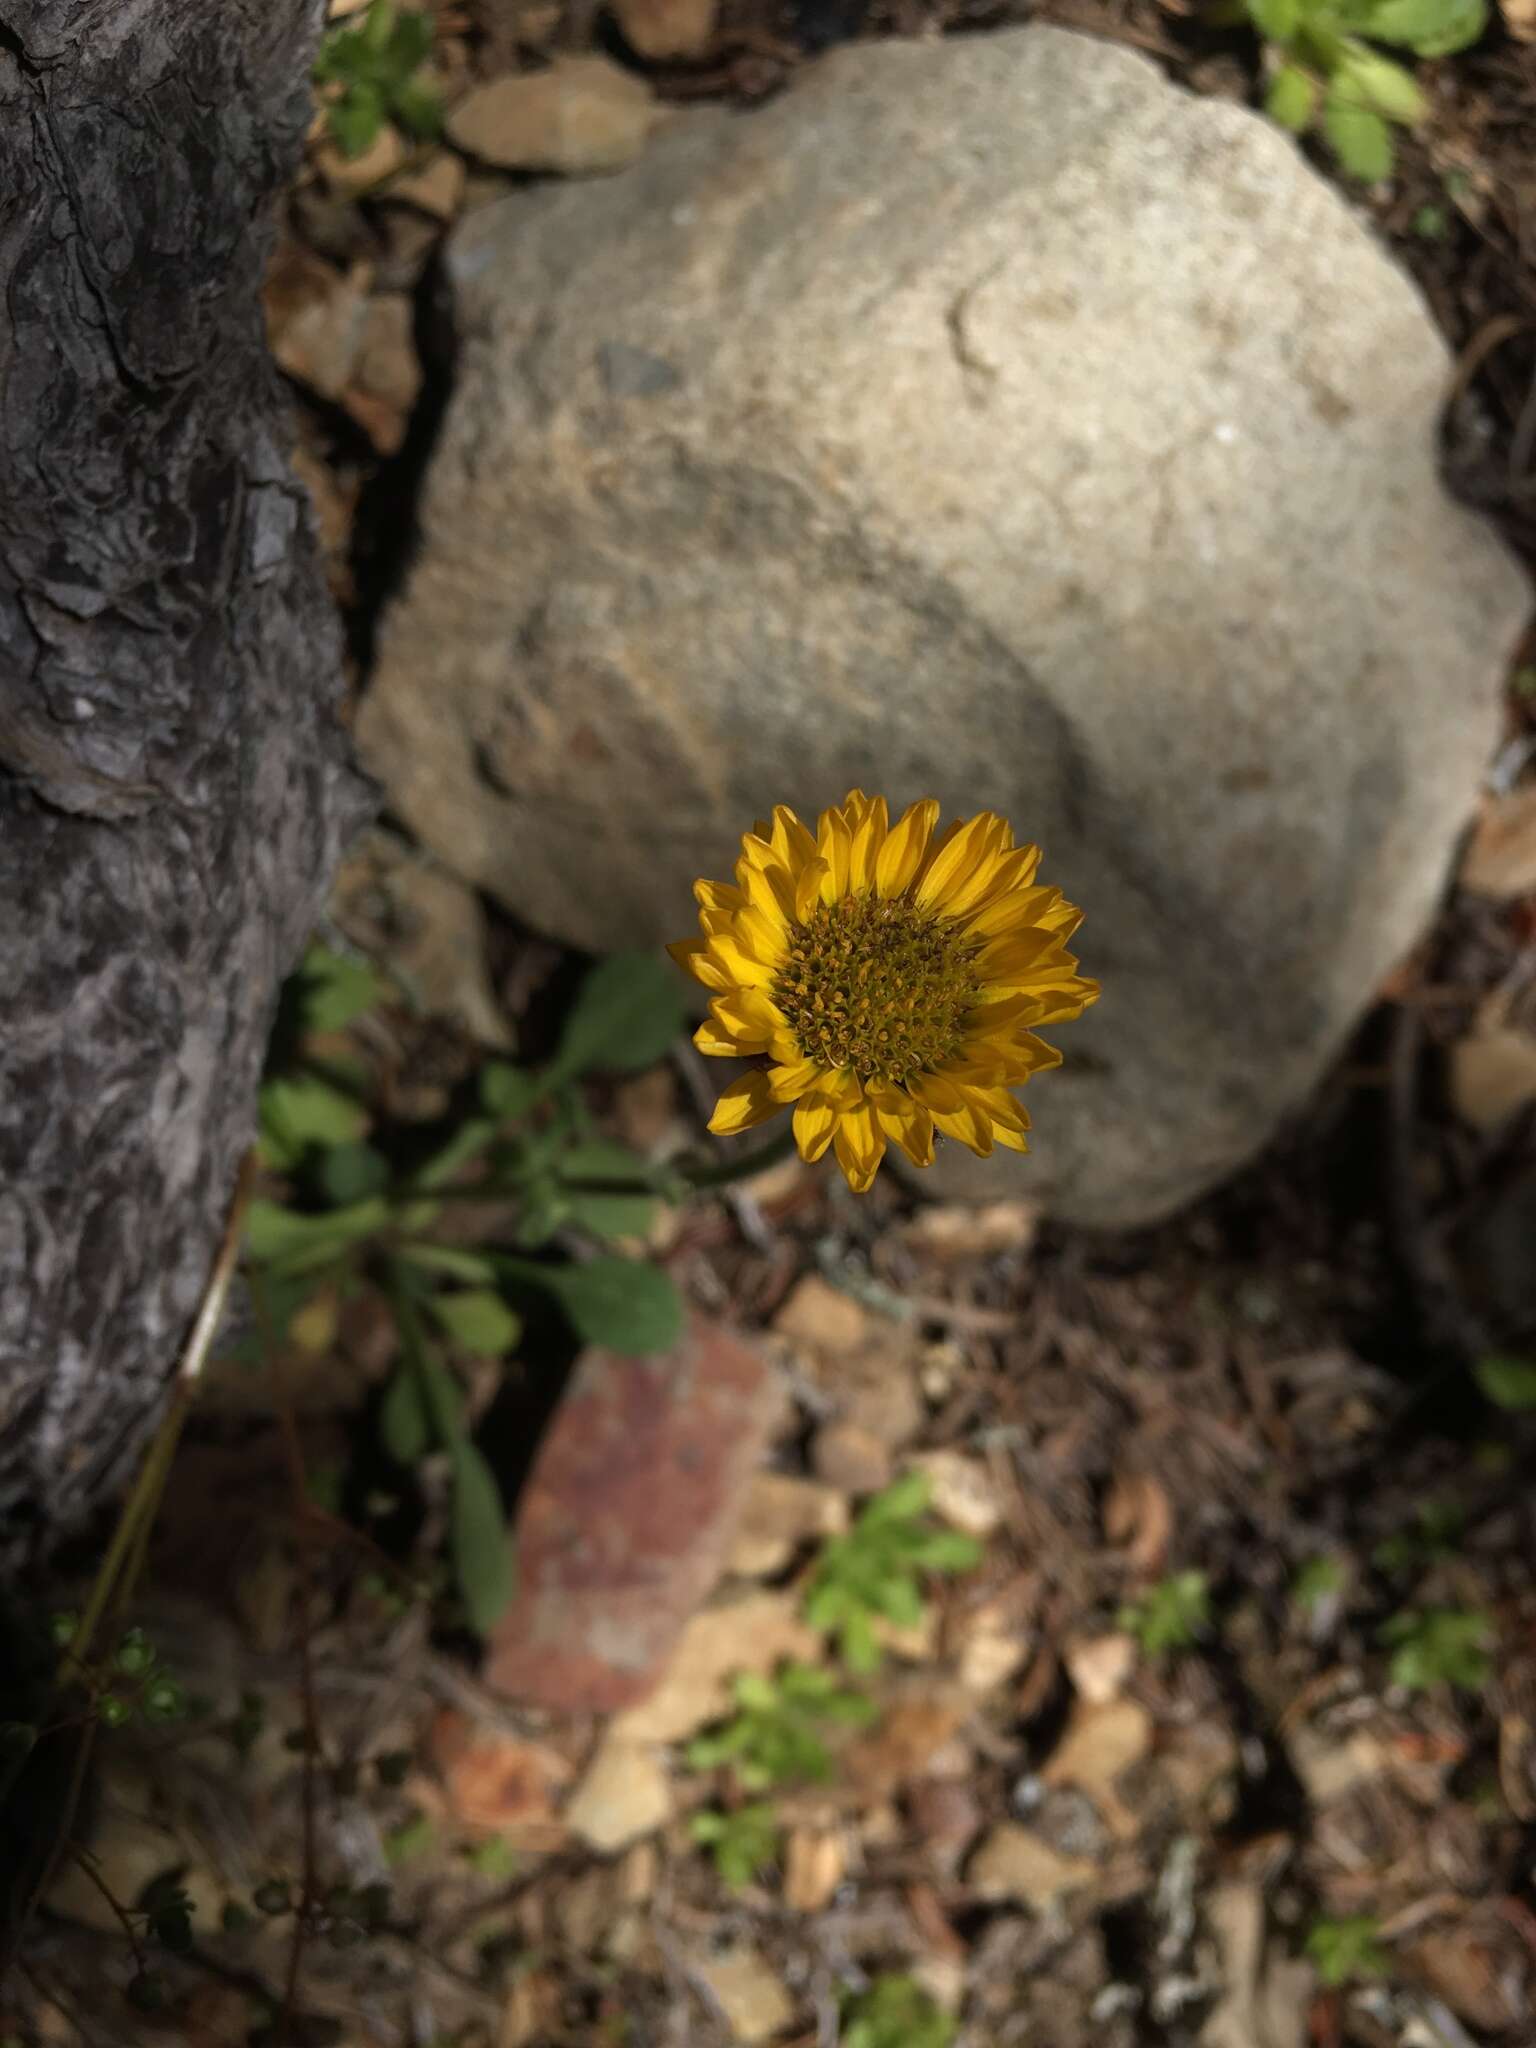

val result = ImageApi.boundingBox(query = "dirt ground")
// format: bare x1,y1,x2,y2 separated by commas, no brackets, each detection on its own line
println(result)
5,1,1536,2044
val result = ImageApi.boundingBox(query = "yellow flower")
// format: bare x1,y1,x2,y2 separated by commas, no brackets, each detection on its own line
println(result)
669,792,1099,1193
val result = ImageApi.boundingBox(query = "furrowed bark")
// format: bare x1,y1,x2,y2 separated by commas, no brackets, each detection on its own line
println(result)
0,0,371,1562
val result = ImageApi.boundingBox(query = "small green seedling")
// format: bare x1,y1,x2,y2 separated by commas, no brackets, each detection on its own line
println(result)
1378,1606,1493,1693
1233,0,1487,181
689,1803,781,1890
1117,1570,1211,1659
1292,1556,1347,1615
841,1975,958,2048
803,1474,982,1674
1372,1500,1464,1575
1305,1914,1391,1987
314,1,442,159
1475,1355,1536,1413
686,1663,875,1791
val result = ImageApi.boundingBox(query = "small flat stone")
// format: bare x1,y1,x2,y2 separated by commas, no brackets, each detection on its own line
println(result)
390,147,466,221
968,1823,1097,1908
727,1471,848,1577
611,0,717,57
773,1274,869,1355
811,1420,892,1495
908,1448,1005,1537
429,1708,573,1838
566,1734,672,1853
694,1945,797,2043
446,57,659,177
486,1316,785,1711
612,1590,819,1744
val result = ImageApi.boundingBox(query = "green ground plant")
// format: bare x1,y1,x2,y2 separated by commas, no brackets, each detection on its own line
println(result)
1228,0,1486,180
313,0,442,158
1475,1355,1536,1412
247,941,694,1634
686,1663,876,1790
1305,1914,1391,1986
803,1473,982,1673
840,1975,958,2048
1372,1500,1464,1574
689,1803,781,1890
1378,1606,1494,1692
1117,1569,1211,1658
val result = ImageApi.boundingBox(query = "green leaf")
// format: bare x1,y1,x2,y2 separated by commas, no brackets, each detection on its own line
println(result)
392,1241,498,1284
1364,0,1485,50
329,82,387,159
362,0,399,56
392,75,443,139
480,1062,540,1120
245,1196,388,1270
428,1289,523,1358
1474,1354,1536,1412
1265,62,1317,129
547,952,687,1083
562,1189,657,1243
389,10,436,70
300,944,384,1033
259,1074,369,1162
506,1255,684,1355
1249,0,1300,40
1322,90,1394,178
557,1139,662,1186
380,1362,432,1464
873,1575,925,1628
317,1141,390,1206
860,1472,932,1527
840,1608,880,1675
449,1439,513,1636
417,1351,468,1444
910,1529,985,1574
1335,46,1425,121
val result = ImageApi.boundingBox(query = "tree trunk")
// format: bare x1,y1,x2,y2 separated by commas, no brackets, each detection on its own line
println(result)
0,0,371,1564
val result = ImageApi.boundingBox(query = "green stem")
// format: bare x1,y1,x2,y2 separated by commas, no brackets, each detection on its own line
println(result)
674,1124,799,1191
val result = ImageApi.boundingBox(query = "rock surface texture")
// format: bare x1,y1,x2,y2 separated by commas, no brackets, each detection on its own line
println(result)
359,26,1529,1224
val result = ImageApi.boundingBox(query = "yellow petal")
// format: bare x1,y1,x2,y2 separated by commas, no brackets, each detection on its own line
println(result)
717,988,789,1039
769,805,819,878
793,1090,839,1162
794,857,829,923
866,1077,935,1167
875,797,940,899
832,1096,886,1193
847,795,889,893
706,933,777,990
909,1072,993,1154
668,937,732,992
734,903,789,964
707,1070,782,1136
992,1123,1030,1153
962,881,1063,944
940,817,1015,918
694,1018,742,1057
737,855,796,926
767,1056,823,1103
695,878,745,914
974,927,1063,987
914,810,1000,911
817,806,853,903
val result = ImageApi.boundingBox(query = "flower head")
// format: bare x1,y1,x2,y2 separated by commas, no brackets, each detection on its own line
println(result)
669,792,1099,1192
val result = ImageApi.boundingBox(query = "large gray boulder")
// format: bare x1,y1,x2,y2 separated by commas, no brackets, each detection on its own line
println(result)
359,25,1528,1225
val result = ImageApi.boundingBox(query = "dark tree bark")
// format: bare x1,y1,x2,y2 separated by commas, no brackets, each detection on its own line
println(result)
0,1,371,1562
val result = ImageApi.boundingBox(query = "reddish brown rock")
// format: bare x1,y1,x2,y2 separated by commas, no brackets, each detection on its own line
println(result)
486,1316,785,1711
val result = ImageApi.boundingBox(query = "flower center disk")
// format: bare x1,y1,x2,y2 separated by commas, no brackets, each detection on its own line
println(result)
772,894,981,1083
